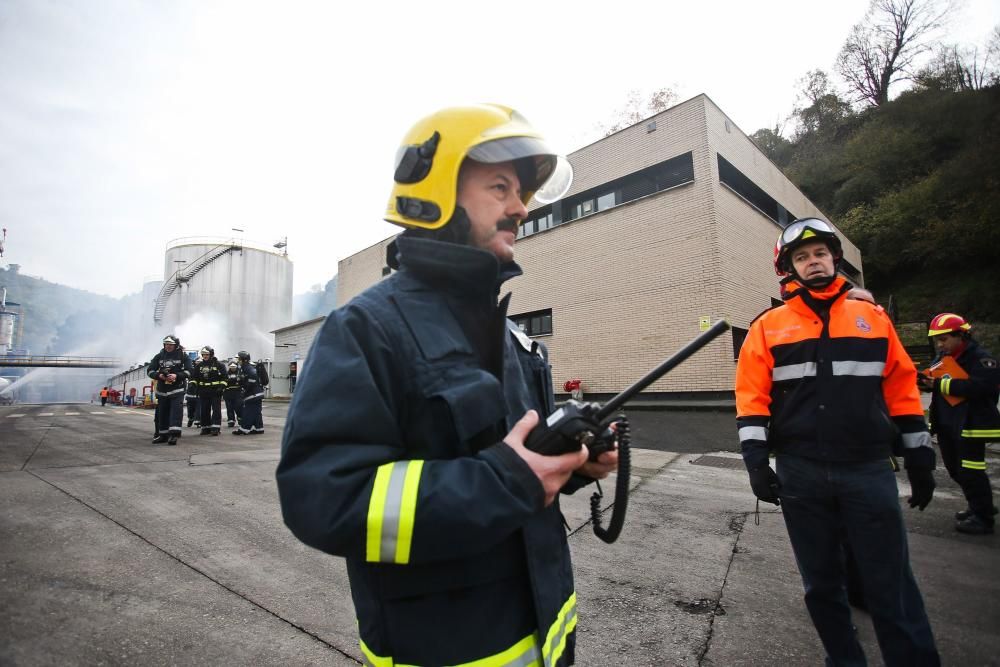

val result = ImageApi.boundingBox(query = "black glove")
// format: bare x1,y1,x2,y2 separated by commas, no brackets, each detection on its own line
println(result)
904,446,936,511
748,465,781,506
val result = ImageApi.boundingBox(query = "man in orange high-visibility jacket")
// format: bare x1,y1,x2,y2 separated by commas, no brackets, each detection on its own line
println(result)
736,218,940,666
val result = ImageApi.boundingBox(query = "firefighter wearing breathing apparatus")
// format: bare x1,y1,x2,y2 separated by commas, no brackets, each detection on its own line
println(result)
194,346,228,436
918,313,998,535
735,218,939,666
276,104,616,666
148,335,192,445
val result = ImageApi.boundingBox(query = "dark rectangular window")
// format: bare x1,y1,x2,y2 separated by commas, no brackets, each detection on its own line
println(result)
718,154,787,224
511,308,552,336
839,257,861,281
518,207,552,239
561,151,695,224
731,326,749,361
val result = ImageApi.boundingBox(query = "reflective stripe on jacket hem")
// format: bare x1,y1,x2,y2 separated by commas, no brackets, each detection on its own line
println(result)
356,593,576,667
360,631,542,667
961,459,987,470
542,592,577,667
960,428,1000,439
367,460,424,564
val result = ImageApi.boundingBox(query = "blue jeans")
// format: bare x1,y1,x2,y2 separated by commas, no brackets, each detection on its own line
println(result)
776,454,939,667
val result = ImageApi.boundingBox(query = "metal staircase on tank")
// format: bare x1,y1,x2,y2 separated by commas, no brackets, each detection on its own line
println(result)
153,243,240,324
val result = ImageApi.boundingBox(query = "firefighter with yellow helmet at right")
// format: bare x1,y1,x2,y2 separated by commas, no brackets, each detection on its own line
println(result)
918,313,999,535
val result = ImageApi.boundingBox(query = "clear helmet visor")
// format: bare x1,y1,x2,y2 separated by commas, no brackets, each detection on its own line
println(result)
532,155,573,204
780,218,834,245
467,137,573,204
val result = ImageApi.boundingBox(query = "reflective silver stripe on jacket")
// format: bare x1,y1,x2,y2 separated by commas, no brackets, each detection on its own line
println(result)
832,360,886,377
772,362,817,382
901,431,932,450
738,426,769,443
773,360,886,381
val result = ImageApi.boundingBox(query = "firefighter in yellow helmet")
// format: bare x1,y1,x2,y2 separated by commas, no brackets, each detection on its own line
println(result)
277,104,616,666
918,313,998,534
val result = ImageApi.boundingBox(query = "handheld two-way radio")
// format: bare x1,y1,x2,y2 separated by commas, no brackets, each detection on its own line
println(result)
525,319,731,543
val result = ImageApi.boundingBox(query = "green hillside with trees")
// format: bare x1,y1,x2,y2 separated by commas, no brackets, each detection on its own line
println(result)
0,265,121,354
752,77,999,323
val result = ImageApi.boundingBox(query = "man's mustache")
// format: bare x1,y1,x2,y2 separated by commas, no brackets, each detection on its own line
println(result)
496,218,519,234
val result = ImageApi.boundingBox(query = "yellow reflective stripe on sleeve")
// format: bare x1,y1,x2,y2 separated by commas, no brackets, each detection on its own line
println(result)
961,459,987,470
940,377,951,395
960,428,1000,439
360,632,542,667
366,460,425,564
542,592,577,667
394,460,423,564
366,464,393,562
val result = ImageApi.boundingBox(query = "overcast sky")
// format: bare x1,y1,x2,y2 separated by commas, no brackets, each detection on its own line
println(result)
2,0,997,299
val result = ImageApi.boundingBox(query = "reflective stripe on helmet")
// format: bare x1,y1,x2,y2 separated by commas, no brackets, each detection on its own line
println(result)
928,312,971,336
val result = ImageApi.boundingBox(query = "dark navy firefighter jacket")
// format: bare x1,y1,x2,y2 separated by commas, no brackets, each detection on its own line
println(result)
147,347,192,398
277,236,580,667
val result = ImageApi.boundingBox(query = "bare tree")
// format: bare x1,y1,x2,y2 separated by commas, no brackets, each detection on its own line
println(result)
836,0,955,106
598,87,678,137
916,24,1000,91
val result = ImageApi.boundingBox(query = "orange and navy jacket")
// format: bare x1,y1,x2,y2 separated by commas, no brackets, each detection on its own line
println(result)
736,276,930,467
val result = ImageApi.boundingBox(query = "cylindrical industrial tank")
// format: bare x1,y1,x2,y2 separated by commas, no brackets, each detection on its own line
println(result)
156,237,293,359
0,311,14,356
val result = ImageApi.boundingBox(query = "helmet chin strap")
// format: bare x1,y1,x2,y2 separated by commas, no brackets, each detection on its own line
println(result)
401,207,471,246
798,273,837,289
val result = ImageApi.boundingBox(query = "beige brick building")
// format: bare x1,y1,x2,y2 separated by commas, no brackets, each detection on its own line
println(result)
270,316,326,397
336,94,863,400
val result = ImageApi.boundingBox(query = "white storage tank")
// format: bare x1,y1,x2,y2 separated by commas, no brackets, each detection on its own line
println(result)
154,237,293,359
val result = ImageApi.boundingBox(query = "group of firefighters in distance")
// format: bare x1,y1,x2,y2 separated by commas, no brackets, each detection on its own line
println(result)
147,335,266,445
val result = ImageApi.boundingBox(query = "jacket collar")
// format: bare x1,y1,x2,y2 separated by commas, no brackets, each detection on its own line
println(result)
389,235,523,298
781,275,852,317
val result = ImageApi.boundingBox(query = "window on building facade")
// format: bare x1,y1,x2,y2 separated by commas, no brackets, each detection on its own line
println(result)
562,151,695,225
718,154,800,226
517,153,695,239
518,209,551,239
596,191,617,211
731,326,749,361
511,308,553,336
839,258,861,281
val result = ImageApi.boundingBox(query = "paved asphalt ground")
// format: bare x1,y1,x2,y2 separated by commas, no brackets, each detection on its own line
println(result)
1,401,997,666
